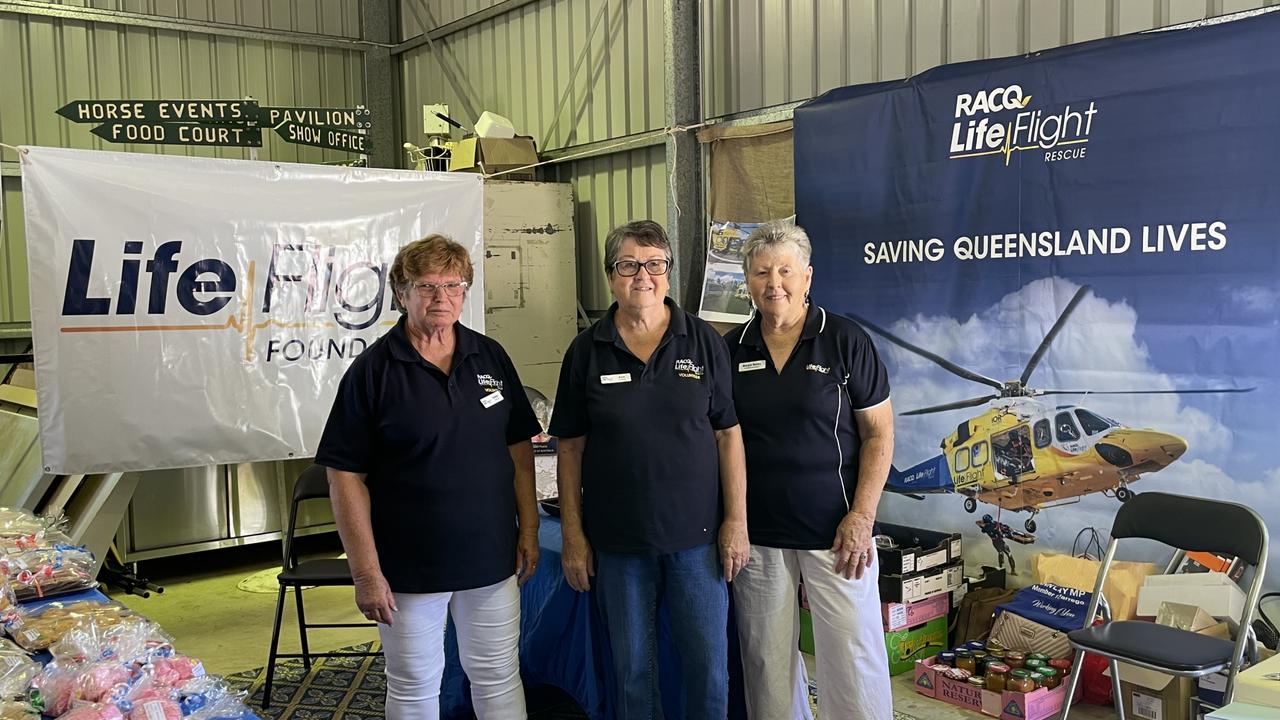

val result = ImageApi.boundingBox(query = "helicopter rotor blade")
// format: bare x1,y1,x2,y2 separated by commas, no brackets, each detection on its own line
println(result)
1020,285,1090,387
1037,388,1255,396
849,314,1004,391
901,394,1001,416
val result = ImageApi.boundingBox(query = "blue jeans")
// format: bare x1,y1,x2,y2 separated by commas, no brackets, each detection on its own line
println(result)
595,543,729,720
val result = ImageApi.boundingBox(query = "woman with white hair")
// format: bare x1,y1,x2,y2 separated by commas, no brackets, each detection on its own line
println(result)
724,220,896,719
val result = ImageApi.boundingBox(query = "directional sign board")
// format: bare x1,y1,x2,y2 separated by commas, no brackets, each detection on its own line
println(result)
57,100,259,125
90,122,262,147
263,106,371,130
274,122,369,153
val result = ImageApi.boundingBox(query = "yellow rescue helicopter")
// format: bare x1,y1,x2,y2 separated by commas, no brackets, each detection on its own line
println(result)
869,285,1251,533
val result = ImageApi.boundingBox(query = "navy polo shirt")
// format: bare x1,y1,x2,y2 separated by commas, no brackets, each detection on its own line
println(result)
315,315,541,594
725,305,890,550
549,298,738,554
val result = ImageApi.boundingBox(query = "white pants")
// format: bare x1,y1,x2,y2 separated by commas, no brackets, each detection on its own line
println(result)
379,575,525,720
733,546,893,720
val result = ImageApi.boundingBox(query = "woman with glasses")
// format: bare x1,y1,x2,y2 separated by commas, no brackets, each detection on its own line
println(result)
725,221,894,719
316,235,541,720
549,220,749,719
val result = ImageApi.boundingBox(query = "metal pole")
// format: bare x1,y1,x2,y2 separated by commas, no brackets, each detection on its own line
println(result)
664,0,703,309
361,0,397,169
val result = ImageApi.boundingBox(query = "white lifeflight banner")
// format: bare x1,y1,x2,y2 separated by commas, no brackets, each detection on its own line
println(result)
21,146,485,474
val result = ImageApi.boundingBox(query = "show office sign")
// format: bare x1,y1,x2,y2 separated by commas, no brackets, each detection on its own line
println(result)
56,99,372,152
21,146,482,474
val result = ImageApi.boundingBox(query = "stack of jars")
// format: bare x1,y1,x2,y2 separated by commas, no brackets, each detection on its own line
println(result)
932,641,1071,693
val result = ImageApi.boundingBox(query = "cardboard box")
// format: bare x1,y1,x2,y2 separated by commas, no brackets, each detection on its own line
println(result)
913,657,1080,720
885,616,948,675
448,136,538,180
882,593,950,632
1207,703,1280,720
880,560,965,604
875,521,963,575
1138,572,1246,618
1113,663,1198,720
1234,650,1280,708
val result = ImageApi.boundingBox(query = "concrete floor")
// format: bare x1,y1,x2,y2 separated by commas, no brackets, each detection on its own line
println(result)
111,537,1119,719
113,535,378,677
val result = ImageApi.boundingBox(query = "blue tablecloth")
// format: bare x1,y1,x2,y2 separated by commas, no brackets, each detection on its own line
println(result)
441,511,751,719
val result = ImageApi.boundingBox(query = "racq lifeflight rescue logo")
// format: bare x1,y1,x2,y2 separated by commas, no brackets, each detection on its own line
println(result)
948,83,1098,165
58,239,396,364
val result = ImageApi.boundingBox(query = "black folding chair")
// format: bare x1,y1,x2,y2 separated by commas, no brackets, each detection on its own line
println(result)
1059,491,1268,719
261,464,379,709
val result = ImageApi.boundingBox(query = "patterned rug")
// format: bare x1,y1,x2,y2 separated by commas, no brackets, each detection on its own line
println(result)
227,642,922,720
227,641,386,719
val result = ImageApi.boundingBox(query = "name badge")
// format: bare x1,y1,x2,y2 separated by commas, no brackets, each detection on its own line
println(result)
738,360,767,372
480,391,504,408
600,373,632,385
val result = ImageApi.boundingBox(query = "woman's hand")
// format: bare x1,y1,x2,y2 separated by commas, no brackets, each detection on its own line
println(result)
516,528,540,586
832,510,876,580
562,528,595,592
719,519,750,582
353,569,398,625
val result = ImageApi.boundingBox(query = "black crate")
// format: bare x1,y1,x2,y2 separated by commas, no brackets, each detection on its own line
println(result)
879,559,965,604
875,521,963,576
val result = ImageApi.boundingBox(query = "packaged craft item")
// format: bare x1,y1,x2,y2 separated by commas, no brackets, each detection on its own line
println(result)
52,617,172,666
6,545,97,601
57,703,124,720
0,701,37,720
5,599,139,651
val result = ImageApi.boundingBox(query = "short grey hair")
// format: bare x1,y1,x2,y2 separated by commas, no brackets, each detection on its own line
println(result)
603,220,674,275
741,220,812,274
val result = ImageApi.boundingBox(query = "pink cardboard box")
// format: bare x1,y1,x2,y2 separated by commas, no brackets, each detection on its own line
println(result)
882,593,950,632
914,658,1081,720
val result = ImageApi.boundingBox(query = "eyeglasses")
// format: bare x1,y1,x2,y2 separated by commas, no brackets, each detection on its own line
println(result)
411,280,469,298
611,259,671,277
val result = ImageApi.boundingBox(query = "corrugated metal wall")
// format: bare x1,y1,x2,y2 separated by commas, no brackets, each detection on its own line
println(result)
16,0,362,38
399,0,664,152
398,0,1274,313
703,0,1279,117
0,3,364,327
547,145,666,311
398,0,668,313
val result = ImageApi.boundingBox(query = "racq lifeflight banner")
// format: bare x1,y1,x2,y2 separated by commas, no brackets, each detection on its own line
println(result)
795,10,1280,578
21,147,484,474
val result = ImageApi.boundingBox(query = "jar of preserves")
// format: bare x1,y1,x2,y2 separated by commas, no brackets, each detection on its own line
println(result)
1027,652,1050,663
1024,658,1046,672
1030,671,1048,688
1049,658,1073,673
1004,651,1026,669
987,639,1007,652
1007,669,1036,693
967,640,987,651
1040,667,1062,690
986,663,1010,692
955,650,977,674
972,650,990,672
968,676,987,688
938,651,957,667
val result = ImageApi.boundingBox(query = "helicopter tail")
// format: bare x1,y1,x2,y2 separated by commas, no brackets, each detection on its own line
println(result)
887,454,954,496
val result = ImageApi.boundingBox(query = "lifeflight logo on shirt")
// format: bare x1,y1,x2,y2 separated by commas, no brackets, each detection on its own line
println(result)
476,373,504,393
674,358,704,380
806,363,831,374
